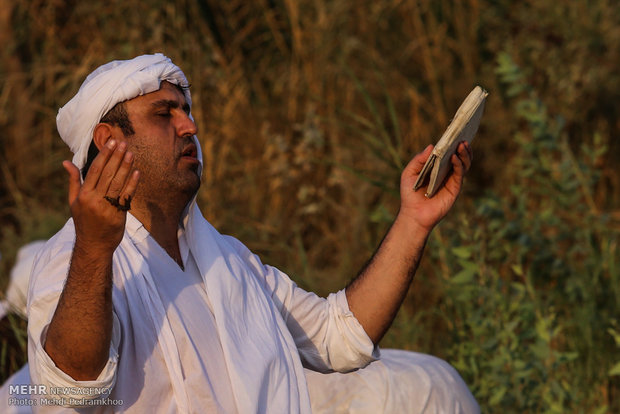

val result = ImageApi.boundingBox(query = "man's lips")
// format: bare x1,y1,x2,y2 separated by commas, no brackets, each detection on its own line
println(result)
180,143,198,160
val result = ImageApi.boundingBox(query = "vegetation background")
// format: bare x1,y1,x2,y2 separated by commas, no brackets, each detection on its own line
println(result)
1,0,618,412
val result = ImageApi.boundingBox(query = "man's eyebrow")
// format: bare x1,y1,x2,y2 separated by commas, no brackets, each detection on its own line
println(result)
151,99,191,114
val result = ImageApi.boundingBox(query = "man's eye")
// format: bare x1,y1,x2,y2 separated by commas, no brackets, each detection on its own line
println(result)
156,112,171,118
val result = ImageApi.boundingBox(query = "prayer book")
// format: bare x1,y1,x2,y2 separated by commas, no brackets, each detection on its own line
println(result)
414,86,488,197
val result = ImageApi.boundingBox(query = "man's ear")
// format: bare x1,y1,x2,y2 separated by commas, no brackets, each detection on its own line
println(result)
92,123,115,151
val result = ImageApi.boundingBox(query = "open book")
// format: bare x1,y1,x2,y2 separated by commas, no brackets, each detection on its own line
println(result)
414,86,488,197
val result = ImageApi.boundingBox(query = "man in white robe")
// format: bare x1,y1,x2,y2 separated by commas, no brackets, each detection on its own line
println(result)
20,54,479,413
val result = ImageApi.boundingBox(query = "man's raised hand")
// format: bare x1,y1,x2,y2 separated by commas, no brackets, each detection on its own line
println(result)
62,139,140,253
398,141,472,232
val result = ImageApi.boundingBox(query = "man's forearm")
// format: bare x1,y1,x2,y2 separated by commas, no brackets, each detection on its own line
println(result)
44,240,114,381
345,213,431,344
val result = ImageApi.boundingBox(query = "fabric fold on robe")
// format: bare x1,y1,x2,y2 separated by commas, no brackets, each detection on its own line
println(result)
184,204,312,413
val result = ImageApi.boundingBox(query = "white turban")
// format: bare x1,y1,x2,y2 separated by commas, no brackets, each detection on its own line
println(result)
57,53,191,171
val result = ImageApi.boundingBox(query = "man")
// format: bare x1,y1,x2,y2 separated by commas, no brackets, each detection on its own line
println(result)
26,54,478,413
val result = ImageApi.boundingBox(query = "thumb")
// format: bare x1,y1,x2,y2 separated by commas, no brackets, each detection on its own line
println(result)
406,145,433,175
62,160,81,205
401,144,433,188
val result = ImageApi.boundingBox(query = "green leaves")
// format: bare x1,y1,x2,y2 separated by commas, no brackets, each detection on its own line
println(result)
420,51,620,411
609,363,620,377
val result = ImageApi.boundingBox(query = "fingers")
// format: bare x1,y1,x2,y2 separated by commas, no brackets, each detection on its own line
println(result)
77,138,140,214
448,142,472,183
106,149,134,199
119,170,140,207
96,141,131,196
435,142,471,197
62,160,81,205
82,139,118,191
451,153,464,177
464,140,473,162
456,141,473,172
83,139,136,197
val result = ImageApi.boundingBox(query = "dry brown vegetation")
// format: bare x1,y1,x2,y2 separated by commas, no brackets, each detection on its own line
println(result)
1,0,619,411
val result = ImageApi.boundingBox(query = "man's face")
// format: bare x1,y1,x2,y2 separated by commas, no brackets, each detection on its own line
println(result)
119,81,201,203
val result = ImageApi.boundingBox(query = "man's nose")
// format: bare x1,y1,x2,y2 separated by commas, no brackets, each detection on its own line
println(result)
175,112,198,137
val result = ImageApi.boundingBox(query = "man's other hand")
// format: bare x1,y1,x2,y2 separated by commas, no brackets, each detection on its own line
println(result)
63,139,140,253
398,141,473,232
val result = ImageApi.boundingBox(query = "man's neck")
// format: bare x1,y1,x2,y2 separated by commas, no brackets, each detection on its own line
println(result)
130,197,189,268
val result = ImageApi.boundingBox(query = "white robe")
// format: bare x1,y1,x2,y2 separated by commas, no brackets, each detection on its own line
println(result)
0,213,480,414
26,213,379,413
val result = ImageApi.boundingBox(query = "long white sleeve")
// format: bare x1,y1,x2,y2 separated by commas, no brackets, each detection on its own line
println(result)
223,235,380,373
